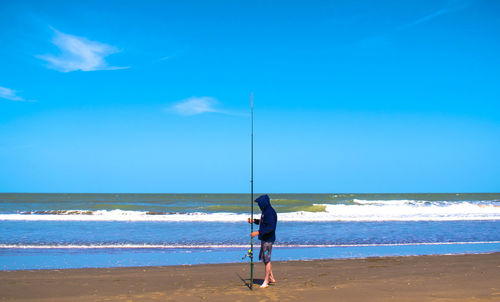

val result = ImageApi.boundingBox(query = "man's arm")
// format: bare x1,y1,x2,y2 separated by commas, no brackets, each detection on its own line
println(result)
257,212,276,236
247,218,260,224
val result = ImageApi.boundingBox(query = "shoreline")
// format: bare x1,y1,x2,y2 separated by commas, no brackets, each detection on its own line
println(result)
1,249,499,272
1,253,499,301
3,241,500,271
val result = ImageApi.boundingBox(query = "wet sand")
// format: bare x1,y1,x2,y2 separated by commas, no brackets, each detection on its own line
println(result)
1,253,499,301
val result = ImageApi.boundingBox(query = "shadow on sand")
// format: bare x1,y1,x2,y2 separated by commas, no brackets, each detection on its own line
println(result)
236,273,264,290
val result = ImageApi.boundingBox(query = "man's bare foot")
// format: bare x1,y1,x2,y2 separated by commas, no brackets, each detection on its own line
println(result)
269,278,276,284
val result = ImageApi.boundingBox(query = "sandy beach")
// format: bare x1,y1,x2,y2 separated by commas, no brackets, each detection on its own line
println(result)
1,253,499,301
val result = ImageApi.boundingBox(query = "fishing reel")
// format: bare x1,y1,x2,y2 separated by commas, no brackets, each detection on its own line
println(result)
242,249,253,260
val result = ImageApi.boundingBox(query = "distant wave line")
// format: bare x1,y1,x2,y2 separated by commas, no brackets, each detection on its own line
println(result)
1,241,500,249
1,201,500,222
1,214,499,222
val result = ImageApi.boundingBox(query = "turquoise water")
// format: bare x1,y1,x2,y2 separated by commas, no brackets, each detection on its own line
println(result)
2,193,499,214
0,193,499,270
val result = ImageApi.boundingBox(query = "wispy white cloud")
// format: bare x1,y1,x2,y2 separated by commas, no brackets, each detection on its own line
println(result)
404,8,448,28
38,28,129,72
0,86,27,102
356,0,473,49
401,0,472,29
169,97,249,117
170,97,220,116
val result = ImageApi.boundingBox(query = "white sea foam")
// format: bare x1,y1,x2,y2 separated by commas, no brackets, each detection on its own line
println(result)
298,201,500,221
352,199,418,205
0,210,247,222
1,241,499,249
1,201,499,222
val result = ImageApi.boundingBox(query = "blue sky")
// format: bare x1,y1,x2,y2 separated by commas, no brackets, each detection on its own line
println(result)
0,0,499,193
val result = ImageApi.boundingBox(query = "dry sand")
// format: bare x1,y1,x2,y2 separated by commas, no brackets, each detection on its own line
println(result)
1,253,499,301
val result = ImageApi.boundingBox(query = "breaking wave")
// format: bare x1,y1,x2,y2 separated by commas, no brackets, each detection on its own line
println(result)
2,241,500,249
1,201,500,221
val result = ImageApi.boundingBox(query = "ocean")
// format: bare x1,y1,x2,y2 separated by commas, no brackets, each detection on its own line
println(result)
1,193,499,270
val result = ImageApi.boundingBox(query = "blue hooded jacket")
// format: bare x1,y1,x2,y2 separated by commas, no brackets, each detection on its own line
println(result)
254,194,277,242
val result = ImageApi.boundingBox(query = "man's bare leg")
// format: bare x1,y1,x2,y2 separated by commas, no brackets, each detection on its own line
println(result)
269,262,276,283
261,262,272,288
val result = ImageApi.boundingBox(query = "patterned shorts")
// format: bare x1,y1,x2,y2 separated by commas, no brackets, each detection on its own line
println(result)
259,241,274,263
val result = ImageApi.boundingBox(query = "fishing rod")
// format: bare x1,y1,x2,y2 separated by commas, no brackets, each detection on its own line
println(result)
250,92,254,289
242,92,254,290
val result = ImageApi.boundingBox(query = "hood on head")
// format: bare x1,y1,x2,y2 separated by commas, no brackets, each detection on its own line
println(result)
255,194,270,211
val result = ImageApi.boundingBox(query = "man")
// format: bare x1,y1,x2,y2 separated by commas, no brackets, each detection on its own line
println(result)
248,194,277,288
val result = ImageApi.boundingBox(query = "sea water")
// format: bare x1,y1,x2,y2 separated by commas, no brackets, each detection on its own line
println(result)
1,193,499,270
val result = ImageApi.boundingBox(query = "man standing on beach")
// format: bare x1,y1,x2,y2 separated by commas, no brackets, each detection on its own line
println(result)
249,194,277,288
